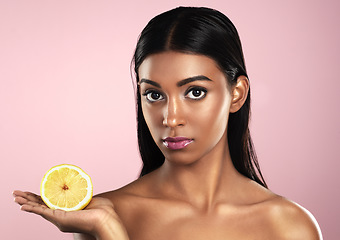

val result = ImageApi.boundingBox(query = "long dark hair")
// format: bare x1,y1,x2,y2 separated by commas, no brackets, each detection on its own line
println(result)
133,7,267,188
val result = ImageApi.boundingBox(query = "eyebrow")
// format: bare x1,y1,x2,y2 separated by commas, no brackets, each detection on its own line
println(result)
139,75,212,88
177,75,212,87
139,79,161,88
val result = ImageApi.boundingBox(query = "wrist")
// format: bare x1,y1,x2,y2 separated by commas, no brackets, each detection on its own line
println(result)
93,213,129,240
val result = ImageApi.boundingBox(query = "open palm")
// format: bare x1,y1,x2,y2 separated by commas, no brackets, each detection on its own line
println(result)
13,190,127,239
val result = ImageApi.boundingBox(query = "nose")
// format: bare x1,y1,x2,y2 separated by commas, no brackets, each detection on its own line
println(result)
162,97,186,128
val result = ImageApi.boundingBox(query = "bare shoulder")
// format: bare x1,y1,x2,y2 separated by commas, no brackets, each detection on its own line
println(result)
95,177,148,201
93,173,161,228
236,179,322,239
94,171,157,205
262,195,323,240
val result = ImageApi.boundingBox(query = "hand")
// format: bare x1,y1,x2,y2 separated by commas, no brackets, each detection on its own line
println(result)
13,190,129,240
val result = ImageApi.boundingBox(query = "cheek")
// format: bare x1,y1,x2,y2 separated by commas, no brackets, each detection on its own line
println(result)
193,95,231,138
141,102,163,136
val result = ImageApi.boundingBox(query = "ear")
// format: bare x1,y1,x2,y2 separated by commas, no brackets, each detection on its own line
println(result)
229,76,249,113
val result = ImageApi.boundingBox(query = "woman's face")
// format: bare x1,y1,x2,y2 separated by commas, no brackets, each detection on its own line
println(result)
138,51,233,164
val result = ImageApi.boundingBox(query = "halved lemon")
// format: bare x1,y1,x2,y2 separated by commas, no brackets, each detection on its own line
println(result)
40,164,93,211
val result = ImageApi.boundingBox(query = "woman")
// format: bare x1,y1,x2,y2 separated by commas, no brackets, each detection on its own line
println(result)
13,7,322,240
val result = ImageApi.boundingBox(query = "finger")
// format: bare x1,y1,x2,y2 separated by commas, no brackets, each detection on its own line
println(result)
21,202,49,214
23,191,44,203
21,198,46,208
13,190,26,197
15,195,89,233
20,203,59,225
20,205,80,232
14,196,29,205
13,191,37,200
13,191,44,205
20,201,67,222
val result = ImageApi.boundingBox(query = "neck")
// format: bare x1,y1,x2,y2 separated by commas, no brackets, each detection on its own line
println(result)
156,139,240,211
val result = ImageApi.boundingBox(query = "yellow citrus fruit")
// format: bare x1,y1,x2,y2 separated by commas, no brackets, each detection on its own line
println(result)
40,164,93,211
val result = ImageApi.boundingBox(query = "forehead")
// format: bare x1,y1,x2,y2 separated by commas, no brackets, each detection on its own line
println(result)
138,51,225,83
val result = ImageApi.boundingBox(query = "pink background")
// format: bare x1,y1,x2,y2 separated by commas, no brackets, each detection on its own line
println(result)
1,0,339,239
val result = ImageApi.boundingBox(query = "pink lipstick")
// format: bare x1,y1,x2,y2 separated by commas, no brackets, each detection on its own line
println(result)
162,137,193,150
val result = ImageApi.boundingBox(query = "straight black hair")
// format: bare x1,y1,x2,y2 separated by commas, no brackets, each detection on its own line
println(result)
133,7,267,188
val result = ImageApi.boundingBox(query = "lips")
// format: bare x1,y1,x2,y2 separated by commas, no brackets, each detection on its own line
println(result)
162,137,193,150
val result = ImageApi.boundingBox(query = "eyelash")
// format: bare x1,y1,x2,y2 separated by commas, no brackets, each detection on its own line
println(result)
142,90,164,102
142,87,207,103
185,87,207,100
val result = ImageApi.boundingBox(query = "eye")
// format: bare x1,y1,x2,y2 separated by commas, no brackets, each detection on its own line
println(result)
142,90,164,102
186,87,207,100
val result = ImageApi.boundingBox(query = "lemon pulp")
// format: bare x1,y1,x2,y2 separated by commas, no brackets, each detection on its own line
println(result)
40,164,93,211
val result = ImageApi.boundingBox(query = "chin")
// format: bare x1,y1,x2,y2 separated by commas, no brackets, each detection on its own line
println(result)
163,151,202,166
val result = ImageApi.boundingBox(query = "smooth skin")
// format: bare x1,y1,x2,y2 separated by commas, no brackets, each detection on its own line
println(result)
14,51,322,240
